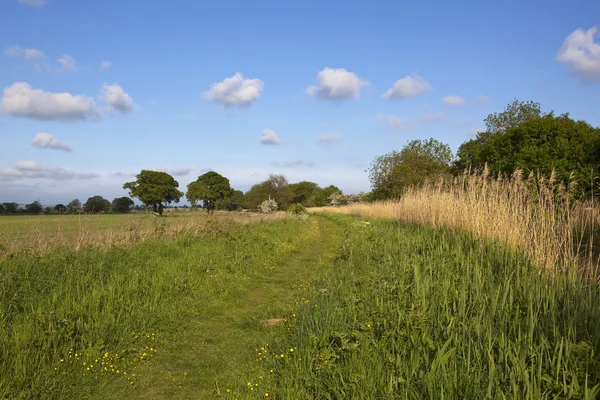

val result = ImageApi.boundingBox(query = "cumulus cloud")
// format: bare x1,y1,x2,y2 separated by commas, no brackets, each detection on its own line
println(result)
0,82,100,121
167,167,193,176
204,73,264,107
317,133,344,145
100,61,112,70
382,74,431,99
442,95,467,106
386,115,414,130
57,54,77,72
307,67,369,100
474,95,491,104
100,83,137,113
0,161,98,181
421,111,446,122
557,26,600,82
4,45,46,60
30,133,72,152
272,160,315,168
258,129,282,145
18,0,47,8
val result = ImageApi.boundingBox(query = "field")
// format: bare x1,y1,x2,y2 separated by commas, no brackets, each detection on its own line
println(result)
1,206,600,398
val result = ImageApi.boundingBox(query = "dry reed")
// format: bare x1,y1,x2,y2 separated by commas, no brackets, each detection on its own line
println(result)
310,167,599,276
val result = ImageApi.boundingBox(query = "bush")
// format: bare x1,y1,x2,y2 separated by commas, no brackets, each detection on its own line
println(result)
259,198,278,213
288,203,306,214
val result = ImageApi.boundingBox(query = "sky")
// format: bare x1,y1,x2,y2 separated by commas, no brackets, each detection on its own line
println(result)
1,0,599,205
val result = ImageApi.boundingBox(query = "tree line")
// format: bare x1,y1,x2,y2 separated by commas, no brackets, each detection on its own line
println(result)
368,100,600,200
4,99,597,215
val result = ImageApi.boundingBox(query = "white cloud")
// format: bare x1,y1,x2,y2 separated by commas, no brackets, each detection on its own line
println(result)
57,54,77,72
387,115,414,130
557,26,600,82
317,133,344,145
4,45,46,60
0,161,98,181
18,0,47,8
421,111,446,121
109,171,134,178
258,129,282,145
30,133,72,152
467,127,486,137
204,72,264,107
100,61,112,70
474,95,491,104
100,83,137,113
167,167,193,176
442,95,467,106
307,67,369,100
0,82,101,121
272,160,315,168
382,74,431,99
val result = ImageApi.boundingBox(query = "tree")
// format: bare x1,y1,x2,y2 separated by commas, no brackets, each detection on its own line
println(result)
24,201,43,214
475,113,600,196
186,171,233,213
2,202,18,214
84,196,110,213
123,170,183,216
243,175,293,210
67,199,82,213
0,204,5,214
288,181,320,206
454,100,544,172
216,190,245,211
111,197,134,213
312,185,342,207
55,204,67,213
369,138,453,200
484,99,543,134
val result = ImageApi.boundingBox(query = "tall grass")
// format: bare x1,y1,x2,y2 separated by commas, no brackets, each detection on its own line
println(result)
0,211,288,255
310,168,598,276
233,216,600,399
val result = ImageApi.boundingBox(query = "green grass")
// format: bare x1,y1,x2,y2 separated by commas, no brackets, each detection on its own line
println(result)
2,213,600,399
232,215,600,399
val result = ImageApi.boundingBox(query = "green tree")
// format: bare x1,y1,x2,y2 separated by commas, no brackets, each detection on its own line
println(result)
2,202,19,214
186,171,233,213
454,100,544,172
288,181,320,206
111,197,134,213
24,201,43,214
54,204,67,213
244,175,293,210
84,196,110,213
369,138,453,199
0,204,5,214
478,113,600,196
67,199,82,213
123,170,183,216
216,190,245,211
311,185,342,207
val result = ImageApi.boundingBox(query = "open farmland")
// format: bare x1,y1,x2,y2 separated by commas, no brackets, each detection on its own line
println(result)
2,210,600,399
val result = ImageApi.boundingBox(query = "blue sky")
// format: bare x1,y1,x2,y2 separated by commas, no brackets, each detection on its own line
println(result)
1,0,599,205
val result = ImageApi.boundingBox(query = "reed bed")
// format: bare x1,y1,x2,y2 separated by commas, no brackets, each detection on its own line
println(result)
309,168,599,275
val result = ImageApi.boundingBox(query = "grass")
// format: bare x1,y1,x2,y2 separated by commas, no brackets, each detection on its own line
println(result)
229,215,600,399
0,213,343,399
0,211,286,255
310,168,600,277
2,196,600,398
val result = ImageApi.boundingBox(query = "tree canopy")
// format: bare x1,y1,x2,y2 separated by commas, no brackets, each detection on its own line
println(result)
111,197,134,213
54,204,67,213
24,201,43,214
67,199,82,213
369,138,453,199
243,174,293,210
84,196,110,213
2,202,19,214
123,170,183,215
186,171,233,213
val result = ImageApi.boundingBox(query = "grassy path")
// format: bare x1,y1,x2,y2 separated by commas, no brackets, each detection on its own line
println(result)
103,215,343,399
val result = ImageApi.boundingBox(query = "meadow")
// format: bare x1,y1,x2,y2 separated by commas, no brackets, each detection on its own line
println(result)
2,178,600,399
